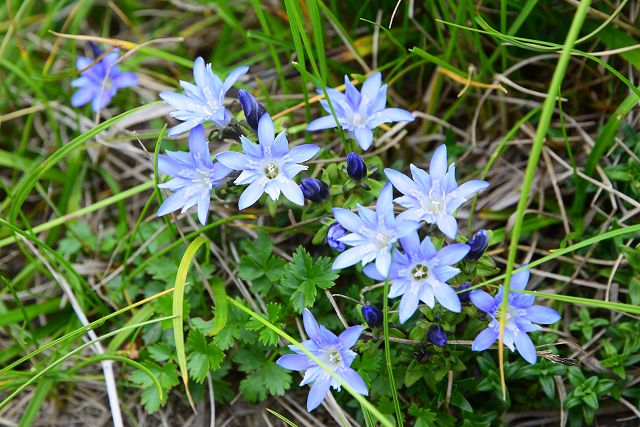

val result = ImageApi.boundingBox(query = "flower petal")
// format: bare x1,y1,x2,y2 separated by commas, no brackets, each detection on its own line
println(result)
384,168,419,196
222,65,249,92
307,115,338,131
375,250,392,277
113,71,138,88
289,144,320,163
376,182,395,228
307,374,331,412
167,119,201,138
360,72,381,102
216,151,249,171
437,214,458,240
238,177,267,209
446,180,490,212
399,231,420,257
303,308,321,342
277,176,304,206
511,269,530,291
429,145,448,181
436,243,470,265
71,87,95,107
431,280,461,313
332,246,366,270
353,127,373,150
332,208,363,234
363,263,385,281
398,290,419,323
514,331,537,364
188,125,210,166
257,113,275,146
472,327,498,352
157,190,190,216
340,367,368,396
524,305,561,324
276,354,312,371
338,326,364,349
470,290,496,314
197,191,210,225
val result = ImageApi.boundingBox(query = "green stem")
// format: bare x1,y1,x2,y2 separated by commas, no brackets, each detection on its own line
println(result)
497,0,591,400
383,254,403,427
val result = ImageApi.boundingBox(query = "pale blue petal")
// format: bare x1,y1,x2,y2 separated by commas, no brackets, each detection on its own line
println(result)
157,190,190,216
188,125,210,168
235,170,259,185
307,374,331,411
222,65,249,92
368,84,387,113
398,231,420,257
363,263,385,281
283,163,308,178
76,56,93,70
398,290,419,323
276,354,312,371
307,115,338,131
356,204,377,227
367,107,414,128
376,183,395,227
338,326,364,349
238,178,267,209
514,331,537,364
340,367,368,396
319,326,339,345
410,164,431,192
437,214,458,239
71,87,94,107
197,192,210,225
344,76,361,107
431,281,461,313
360,72,381,102
273,132,289,158
524,306,561,324
216,151,249,171
511,269,530,291
167,119,201,137
354,127,373,150
394,220,421,239
384,168,419,196
277,176,304,206
289,144,320,163
432,265,461,282
388,279,409,298
472,327,498,351
436,243,470,265
470,290,496,314
71,76,90,87
113,71,138,88
429,145,448,181
332,246,366,270
332,208,363,233
91,89,114,111
257,113,275,146
375,250,392,277
303,309,321,342
446,180,490,212
158,177,191,190
264,180,281,200
192,57,208,89
240,136,262,159
419,236,437,257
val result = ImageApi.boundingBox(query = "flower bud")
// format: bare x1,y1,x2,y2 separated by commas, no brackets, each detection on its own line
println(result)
238,89,267,132
466,229,489,262
361,304,382,328
457,281,472,304
426,325,447,347
88,41,103,58
327,222,347,251
300,178,330,203
346,152,367,181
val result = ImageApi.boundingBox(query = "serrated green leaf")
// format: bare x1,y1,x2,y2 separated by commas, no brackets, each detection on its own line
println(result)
148,343,173,362
186,329,225,383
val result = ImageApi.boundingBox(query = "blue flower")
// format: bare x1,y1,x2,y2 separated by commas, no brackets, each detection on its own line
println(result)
156,125,232,225
346,152,367,182
427,325,447,347
326,222,348,251
216,114,320,209
384,144,490,240
363,231,469,322
238,88,267,131
361,303,382,328
466,229,489,262
470,269,561,364
306,73,414,150
276,309,368,412
159,57,249,137
331,183,420,277
457,282,472,304
300,178,331,203
71,49,138,112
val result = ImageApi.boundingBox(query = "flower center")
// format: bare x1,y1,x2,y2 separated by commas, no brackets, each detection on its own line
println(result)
411,263,429,281
204,100,220,117
327,348,343,370
373,232,391,249
264,163,279,179
420,180,447,214
350,113,366,126
194,167,213,189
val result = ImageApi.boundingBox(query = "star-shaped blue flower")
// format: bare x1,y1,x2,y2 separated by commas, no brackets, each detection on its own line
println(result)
384,144,490,240
306,72,414,150
71,50,138,112
276,309,368,412
216,114,320,209
156,125,232,225
470,269,561,364
363,231,469,322
331,183,421,277
159,57,249,137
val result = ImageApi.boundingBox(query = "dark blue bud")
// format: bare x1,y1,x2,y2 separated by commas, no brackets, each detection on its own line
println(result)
88,41,103,58
466,229,489,262
300,178,331,203
346,152,367,182
238,89,267,132
457,281,471,304
361,304,383,328
427,325,447,347
327,222,347,251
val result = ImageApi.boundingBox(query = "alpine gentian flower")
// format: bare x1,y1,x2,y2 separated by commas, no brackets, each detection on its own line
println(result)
326,223,348,252
363,231,469,322
159,57,249,137
276,309,368,412
470,269,561,364
466,229,489,262
238,88,267,131
216,114,320,209
457,282,472,304
427,325,447,347
384,144,490,240
156,125,232,225
300,178,331,203
331,183,420,276
306,73,414,150
361,304,382,328
71,49,138,112
346,152,367,182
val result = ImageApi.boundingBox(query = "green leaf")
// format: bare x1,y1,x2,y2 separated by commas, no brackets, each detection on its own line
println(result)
622,245,640,272
281,246,339,313
186,329,225,383
245,303,284,346
238,232,286,295
130,361,179,413
147,343,174,362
